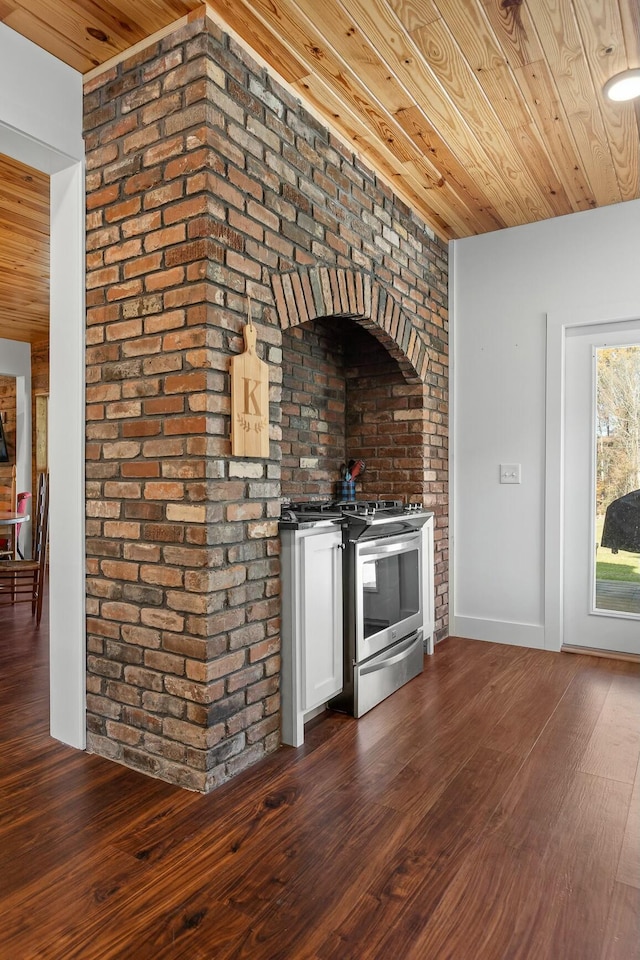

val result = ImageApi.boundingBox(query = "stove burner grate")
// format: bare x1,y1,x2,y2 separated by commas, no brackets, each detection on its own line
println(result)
285,498,403,516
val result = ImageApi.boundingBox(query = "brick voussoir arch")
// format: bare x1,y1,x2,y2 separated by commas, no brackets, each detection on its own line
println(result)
271,267,431,384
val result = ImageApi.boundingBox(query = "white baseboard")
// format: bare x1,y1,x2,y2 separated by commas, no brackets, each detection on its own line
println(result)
451,616,545,650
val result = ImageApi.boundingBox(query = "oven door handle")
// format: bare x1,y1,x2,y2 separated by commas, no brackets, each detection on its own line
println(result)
358,533,421,557
360,631,423,674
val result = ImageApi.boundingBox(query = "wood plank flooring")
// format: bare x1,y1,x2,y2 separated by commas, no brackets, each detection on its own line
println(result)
1,595,639,959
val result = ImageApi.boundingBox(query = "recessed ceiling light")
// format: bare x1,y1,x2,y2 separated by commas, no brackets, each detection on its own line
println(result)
603,68,640,102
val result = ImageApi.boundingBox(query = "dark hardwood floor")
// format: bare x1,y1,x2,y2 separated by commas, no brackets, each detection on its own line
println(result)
1,592,639,959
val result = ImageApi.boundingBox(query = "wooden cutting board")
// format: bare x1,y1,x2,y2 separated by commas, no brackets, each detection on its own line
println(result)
230,322,269,458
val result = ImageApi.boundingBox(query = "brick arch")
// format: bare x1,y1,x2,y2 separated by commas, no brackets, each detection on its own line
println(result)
270,267,430,384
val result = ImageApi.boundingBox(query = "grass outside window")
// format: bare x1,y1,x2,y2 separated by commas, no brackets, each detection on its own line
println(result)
595,516,640,583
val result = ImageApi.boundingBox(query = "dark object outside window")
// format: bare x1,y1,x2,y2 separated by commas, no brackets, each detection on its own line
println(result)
601,489,640,554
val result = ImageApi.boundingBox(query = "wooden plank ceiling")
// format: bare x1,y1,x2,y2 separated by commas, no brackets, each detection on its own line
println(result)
0,0,638,343
0,154,49,345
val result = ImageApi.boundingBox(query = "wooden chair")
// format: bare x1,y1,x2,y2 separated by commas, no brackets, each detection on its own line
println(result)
0,473,49,625
0,464,17,559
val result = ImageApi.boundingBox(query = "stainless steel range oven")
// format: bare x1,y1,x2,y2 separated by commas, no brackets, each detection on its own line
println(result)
332,503,433,717
283,499,434,718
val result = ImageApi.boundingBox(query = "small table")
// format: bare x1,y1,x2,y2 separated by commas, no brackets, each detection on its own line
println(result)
0,511,30,559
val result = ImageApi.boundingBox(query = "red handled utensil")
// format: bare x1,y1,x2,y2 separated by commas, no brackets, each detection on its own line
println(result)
350,459,365,480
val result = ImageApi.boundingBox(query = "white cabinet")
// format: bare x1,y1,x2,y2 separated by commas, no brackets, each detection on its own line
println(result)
280,525,343,746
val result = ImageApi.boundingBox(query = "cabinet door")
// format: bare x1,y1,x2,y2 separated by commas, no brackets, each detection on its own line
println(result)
301,529,343,710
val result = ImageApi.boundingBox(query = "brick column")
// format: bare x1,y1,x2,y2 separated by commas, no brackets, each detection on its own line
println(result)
83,15,281,791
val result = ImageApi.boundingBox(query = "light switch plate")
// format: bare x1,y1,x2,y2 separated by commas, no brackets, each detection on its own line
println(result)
500,463,521,484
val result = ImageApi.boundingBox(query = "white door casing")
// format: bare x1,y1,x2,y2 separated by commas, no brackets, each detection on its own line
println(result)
545,302,640,653
563,322,640,655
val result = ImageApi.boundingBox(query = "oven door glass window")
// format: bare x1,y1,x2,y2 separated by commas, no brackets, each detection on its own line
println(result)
361,547,420,638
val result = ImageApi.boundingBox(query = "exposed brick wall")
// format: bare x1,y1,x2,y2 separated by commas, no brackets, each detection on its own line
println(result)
281,319,346,499
283,319,422,501
345,332,425,502
83,11,449,792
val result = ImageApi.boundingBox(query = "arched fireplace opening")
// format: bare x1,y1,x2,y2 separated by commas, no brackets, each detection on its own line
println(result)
281,317,427,503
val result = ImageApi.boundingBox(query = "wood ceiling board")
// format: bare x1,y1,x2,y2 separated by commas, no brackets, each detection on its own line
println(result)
204,0,309,84
409,22,530,134
0,322,49,344
0,259,49,284
401,158,488,238
0,155,50,345
479,0,546,69
292,0,423,122
290,52,435,177
102,0,196,33
510,122,574,217
619,0,640,67
2,2,128,70
0,164,49,201
1,0,202,72
420,9,549,213
526,0,621,207
480,0,611,212
0,251,49,278
0,295,48,319
514,59,598,212
0,193,48,222
407,15,557,222
386,0,441,34
573,0,639,201
424,0,507,72
0,201,48,230
468,61,534,133
0,290,48,311
394,106,506,233
0,282,48,303
2,8,116,72
336,0,562,226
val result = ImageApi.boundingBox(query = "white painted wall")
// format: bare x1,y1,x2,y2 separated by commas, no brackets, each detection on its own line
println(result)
451,198,640,649
0,23,86,747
